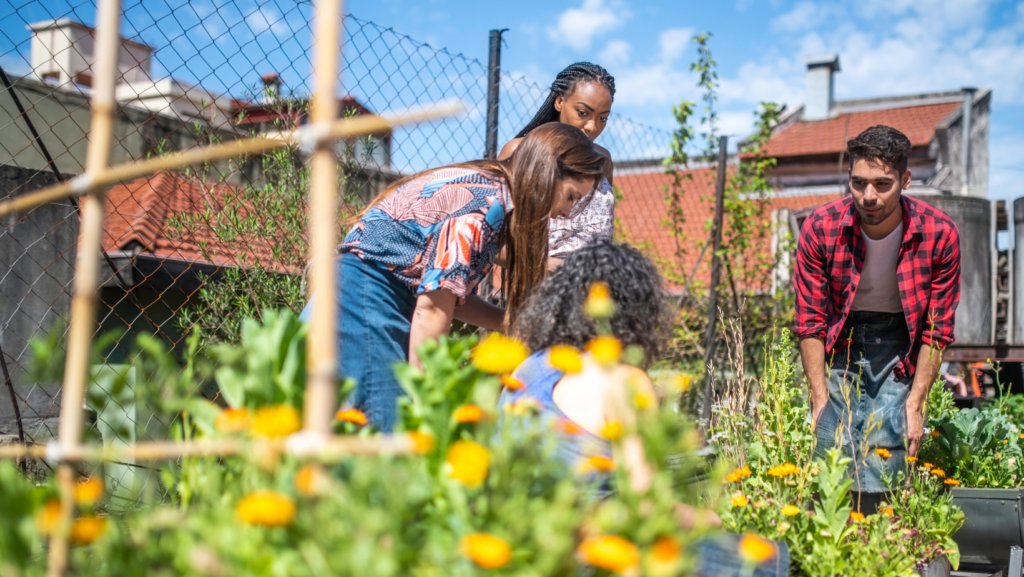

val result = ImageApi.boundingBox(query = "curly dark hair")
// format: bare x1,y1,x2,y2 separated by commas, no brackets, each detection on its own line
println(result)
847,125,912,175
513,240,668,368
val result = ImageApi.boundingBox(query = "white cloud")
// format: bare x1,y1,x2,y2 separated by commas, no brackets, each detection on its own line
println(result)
548,0,630,52
598,40,632,66
771,2,831,33
245,5,289,36
659,28,694,63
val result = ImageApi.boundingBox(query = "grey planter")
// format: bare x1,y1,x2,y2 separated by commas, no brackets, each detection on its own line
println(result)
951,487,1024,567
919,554,950,577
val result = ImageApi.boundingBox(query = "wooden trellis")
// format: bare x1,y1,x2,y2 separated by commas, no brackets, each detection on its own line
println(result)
0,0,460,573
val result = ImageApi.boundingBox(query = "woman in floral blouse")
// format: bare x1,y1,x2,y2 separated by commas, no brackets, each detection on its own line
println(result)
302,123,606,431
499,62,616,268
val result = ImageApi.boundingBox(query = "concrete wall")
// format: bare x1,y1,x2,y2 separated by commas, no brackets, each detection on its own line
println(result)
934,90,991,197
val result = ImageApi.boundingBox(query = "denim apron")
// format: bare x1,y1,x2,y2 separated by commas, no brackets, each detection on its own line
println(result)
813,311,913,492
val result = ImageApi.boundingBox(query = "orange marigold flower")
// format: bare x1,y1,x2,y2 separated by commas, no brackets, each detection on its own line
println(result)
584,281,616,319
930,430,941,438
408,430,436,454
557,418,584,435
549,345,583,373
944,478,961,486
781,505,800,517
250,405,301,438
74,477,104,506
460,533,512,569
586,336,623,366
453,404,486,424
581,455,617,473
883,506,894,517
727,465,752,483
70,516,107,546
335,408,368,426
294,464,327,496
446,440,491,488
875,448,891,459
36,499,62,534
500,374,525,391
923,462,935,469
767,463,800,478
215,408,250,433
731,493,749,508
578,535,640,573
601,420,623,441
236,491,296,527
930,468,946,478
651,536,681,562
738,534,776,563
472,334,529,375
1019,433,1024,439
906,457,918,463
850,512,865,523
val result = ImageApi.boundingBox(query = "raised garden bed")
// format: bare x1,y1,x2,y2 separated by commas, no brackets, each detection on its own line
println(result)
951,487,1024,567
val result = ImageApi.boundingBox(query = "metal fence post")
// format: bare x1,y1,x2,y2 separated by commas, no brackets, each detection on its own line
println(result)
699,135,729,430
484,29,506,160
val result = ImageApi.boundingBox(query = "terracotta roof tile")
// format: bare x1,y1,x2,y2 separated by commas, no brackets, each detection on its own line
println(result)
766,102,961,158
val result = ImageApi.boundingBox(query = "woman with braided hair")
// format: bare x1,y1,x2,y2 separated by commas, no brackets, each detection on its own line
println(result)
498,62,617,269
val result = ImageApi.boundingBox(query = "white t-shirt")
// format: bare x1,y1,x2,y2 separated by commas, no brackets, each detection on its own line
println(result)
851,223,904,314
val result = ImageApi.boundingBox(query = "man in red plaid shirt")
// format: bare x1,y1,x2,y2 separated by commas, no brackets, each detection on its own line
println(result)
794,125,961,510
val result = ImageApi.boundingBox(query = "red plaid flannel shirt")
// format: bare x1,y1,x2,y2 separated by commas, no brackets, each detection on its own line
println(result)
794,195,961,378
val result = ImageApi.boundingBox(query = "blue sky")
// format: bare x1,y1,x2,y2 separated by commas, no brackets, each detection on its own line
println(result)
2,0,1022,199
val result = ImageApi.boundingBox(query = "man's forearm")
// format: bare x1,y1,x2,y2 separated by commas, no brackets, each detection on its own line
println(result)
799,337,829,422
909,344,943,410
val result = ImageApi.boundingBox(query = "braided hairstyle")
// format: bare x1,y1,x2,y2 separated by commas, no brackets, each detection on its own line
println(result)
515,62,616,139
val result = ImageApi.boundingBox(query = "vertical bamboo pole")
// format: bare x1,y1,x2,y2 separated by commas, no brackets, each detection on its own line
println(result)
47,0,122,573
303,0,343,434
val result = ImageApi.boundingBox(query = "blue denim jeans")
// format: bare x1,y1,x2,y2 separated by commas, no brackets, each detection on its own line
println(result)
301,252,416,432
813,311,912,492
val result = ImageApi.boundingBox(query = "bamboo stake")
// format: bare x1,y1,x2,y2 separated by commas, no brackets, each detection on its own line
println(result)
0,435,412,461
0,102,461,220
303,0,344,435
49,0,122,573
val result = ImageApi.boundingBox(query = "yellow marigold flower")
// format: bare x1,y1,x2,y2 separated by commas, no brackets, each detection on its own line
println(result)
875,448,891,460
883,506,894,517
931,468,946,478
236,490,296,527
581,455,618,473
727,465,752,483
74,477,104,506
453,404,486,424
906,457,918,463
335,408,368,426
781,505,800,517
1005,439,1010,444
70,516,107,546
294,465,327,496
215,408,251,433
731,493,749,507
767,463,800,478
930,430,940,438
549,345,583,373
460,533,512,569
501,374,525,391
601,420,623,441
634,391,656,410
586,336,623,366
472,333,529,375
738,534,776,563
408,430,436,454
250,405,300,438
850,512,865,523
578,534,640,574
36,499,62,534
584,281,617,319
670,374,692,393
923,462,935,469
1019,433,1024,439
944,478,961,486
446,440,491,488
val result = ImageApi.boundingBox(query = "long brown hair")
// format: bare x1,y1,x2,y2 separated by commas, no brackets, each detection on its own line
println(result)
349,123,605,329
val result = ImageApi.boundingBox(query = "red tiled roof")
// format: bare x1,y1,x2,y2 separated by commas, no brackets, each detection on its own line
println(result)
615,167,841,291
103,172,304,274
766,102,961,158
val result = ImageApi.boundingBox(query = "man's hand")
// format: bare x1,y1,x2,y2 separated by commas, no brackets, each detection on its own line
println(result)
811,392,828,428
906,397,926,456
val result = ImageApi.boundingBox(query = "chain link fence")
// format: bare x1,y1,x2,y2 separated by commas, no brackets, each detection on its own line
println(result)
0,0,673,495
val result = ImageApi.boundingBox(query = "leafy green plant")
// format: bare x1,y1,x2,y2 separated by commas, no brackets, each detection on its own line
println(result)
922,407,1023,488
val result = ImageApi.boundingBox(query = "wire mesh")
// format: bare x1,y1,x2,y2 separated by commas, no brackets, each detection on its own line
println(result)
0,0,674,496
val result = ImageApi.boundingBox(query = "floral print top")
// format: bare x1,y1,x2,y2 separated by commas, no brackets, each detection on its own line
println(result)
548,177,615,258
340,168,511,302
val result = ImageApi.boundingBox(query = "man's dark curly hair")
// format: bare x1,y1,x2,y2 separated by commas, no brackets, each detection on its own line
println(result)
847,125,912,175
513,240,668,368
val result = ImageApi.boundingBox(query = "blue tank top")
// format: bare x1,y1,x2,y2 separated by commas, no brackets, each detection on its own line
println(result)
496,350,613,494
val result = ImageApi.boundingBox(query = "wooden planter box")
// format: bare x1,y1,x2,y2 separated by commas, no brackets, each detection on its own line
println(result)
951,487,1024,567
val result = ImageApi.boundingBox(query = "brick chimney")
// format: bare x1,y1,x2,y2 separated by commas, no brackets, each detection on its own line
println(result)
804,54,840,121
